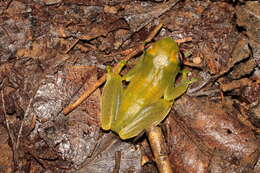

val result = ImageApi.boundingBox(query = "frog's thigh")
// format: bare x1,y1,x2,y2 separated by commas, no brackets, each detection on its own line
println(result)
101,72,122,130
119,99,172,139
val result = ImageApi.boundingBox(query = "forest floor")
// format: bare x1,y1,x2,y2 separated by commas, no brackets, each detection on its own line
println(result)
0,0,259,172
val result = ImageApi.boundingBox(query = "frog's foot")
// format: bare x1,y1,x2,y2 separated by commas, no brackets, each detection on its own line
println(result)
180,69,197,85
165,69,197,101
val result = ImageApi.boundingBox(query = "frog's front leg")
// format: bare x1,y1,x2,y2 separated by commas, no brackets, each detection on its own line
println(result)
101,63,125,130
122,56,144,81
165,69,196,101
118,99,172,139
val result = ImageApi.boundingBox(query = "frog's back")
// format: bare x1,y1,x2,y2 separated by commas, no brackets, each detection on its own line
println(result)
112,38,180,132
123,37,180,106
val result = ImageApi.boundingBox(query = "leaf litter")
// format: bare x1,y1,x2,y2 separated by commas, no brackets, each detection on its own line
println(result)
0,0,259,173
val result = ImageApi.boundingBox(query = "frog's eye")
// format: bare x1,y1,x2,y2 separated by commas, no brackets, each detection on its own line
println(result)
147,46,157,56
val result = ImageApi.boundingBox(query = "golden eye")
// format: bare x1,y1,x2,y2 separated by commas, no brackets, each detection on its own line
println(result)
147,46,157,56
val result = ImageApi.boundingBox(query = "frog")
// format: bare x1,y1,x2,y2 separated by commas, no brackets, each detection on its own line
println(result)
101,37,195,139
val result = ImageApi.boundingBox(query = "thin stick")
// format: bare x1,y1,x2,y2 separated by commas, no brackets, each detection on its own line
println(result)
112,151,121,173
16,98,33,152
176,37,192,44
147,127,173,173
64,38,80,54
63,23,163,115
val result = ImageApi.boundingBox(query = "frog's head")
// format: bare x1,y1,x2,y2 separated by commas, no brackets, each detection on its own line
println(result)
147,37,180,68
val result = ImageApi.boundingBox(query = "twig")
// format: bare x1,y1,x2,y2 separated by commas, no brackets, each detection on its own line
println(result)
16,98,33,152
176,37,192,44
63,23,163,115
112,151,121,173
64,38,80,54
147,127,173,173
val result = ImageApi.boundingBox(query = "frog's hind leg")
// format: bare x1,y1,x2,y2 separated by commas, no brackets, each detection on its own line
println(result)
101,64,124,130
118,99,172,139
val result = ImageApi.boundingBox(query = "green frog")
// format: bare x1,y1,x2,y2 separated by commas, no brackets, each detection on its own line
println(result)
101,37,195,139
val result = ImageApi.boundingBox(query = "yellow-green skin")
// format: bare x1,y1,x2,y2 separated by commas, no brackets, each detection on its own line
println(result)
101,37,193,139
